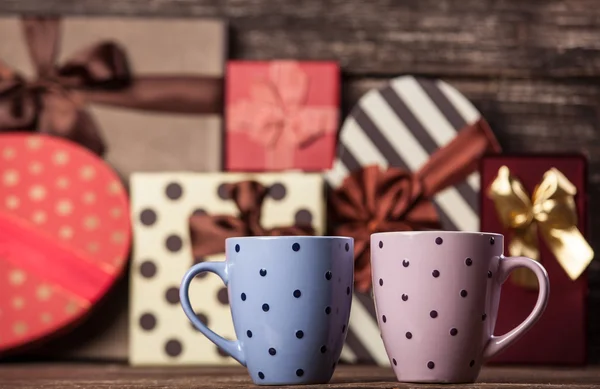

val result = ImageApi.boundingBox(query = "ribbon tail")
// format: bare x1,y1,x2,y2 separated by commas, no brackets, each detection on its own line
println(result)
542,224,594,281
509,224,541,288
416,118,501,197
83,76,224,114
22,17,61,77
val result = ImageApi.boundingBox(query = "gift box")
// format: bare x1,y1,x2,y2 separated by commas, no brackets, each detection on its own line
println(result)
325,75,501,365
0,16,226,181
225,60,339,171
129,172,325,365
481,155,593,365
0,133,131,355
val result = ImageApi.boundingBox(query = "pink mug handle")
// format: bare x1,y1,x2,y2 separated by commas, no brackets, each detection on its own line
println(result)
483,256,550,360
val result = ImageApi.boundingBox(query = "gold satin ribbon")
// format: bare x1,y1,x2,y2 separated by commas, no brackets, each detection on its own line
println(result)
488,165,594,288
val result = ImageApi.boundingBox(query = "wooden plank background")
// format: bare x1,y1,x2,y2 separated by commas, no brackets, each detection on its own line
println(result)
1,0,599,362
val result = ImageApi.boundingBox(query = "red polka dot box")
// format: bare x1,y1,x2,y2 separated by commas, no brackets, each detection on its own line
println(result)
0,134,131,354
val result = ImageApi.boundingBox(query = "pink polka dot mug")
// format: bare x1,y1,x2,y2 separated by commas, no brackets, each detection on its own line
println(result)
371,231,549,383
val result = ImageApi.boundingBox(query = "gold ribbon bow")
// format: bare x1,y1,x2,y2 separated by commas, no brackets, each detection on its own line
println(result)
488,165,594,288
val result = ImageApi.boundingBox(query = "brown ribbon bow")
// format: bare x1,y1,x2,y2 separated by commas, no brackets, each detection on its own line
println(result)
0,17,223,155
329,118,501,292
189,181,315,259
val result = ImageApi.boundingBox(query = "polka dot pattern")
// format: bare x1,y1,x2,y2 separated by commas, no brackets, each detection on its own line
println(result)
0,134,130,352
373,233,499,378
130,173,326,366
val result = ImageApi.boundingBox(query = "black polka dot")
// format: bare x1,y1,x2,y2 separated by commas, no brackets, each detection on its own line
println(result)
235,244,240,253
192,313,208,329
470,360,475,367
325,271,332,280
140,209,157,225
258,372,265,379
269,348,276,356
430,310,438,318
139,313,156,330
450,328,458,336
260,269,267,277
346,286,351,295
294,209,313,225
427,361,435,369
296,330,304,339
262,304,270,312
490,236,495,245
165,287,179,304
465,258,473,266
403,260,409,267
435,237,443,245
269,183,287,200
165,235,182,252
405,332,412,339
460,290,468,298
140,261,157,278
325,306,331,315
217,287,229,304
293,289,301,298
165,183,183,200
379,241,383,249
482,313,487,321
217,344,228,358
402,294,408,301
217,183,230,199
345,242,350,252
241,293,247,301
192,208,206,216
296,369,304,377
393,358,397,366
342,324,346,333
247,330,252,338
292,243,300,252
382,315,387,323
320,345,327,353
165,339,182,357
379,278,383,286
432,270,440,278
488,271,493,278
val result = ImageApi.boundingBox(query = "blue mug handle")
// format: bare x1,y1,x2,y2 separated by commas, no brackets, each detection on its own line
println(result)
179,261,246,366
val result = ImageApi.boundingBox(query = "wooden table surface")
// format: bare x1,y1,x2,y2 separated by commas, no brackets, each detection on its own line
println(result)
0,364,599,389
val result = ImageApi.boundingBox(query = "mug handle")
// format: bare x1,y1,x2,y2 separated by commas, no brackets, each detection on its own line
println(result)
482,256,550,360
179,262,246,366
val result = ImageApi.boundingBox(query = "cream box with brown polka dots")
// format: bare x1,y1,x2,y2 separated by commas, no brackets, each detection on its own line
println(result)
129,172,325,365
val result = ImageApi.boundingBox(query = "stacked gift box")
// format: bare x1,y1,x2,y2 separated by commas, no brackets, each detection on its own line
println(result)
0,14,594,368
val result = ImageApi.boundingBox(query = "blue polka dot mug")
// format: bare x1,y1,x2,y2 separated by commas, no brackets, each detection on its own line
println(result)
180,236,354,385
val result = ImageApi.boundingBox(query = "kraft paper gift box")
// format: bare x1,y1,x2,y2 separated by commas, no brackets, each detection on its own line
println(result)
0,133,131,356
129,172,325,365
325,75,501,365
225,60,340,172
481,155,593,365
0,16,227,181
0,15,227,361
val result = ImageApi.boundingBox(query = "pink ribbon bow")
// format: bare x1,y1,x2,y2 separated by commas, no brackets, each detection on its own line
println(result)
228,61,338,169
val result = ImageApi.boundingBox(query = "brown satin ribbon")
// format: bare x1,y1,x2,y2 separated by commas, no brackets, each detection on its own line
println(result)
189,181,314,258
329,118,501,292
0,17,223,155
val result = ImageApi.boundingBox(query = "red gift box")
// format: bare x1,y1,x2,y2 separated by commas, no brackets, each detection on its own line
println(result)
0,134,131,354
225,60,339,171
480,155,590,365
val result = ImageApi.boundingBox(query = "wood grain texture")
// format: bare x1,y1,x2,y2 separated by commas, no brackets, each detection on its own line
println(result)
0,364,599,389
1,0,600,365
3,0,600,77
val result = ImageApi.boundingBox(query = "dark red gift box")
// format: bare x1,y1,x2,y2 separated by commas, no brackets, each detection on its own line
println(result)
480,155,589,365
